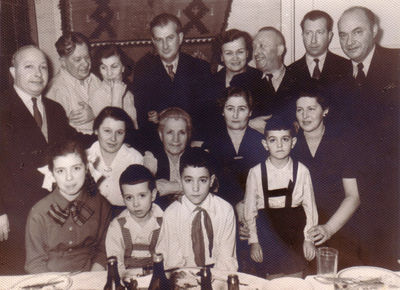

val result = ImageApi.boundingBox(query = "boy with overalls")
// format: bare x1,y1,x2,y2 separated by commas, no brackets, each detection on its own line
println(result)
105,164,163,277
244,117,318,278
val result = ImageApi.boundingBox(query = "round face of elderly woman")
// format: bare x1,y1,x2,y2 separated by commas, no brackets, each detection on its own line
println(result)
159,117,188,156
296,96,329,133
95,116,126,154
221,37,248,74
99,54,124,85
223,94,252,131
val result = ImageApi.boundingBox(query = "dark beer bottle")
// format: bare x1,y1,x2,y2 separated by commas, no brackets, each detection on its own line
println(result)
148,253,171,290
200,267,212,290
227,274,240,290
104,256,125,290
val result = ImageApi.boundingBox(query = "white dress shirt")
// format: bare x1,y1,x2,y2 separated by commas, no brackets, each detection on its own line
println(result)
244,157,318,244
306,52,327,76
46,68,101,134
14,85,48,141
105,204,163,276
86,141,143,206
352,45,375,78
156,194,238,271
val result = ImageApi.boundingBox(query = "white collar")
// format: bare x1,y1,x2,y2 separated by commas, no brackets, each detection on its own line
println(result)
352,45,375,77
14,85,42,104
305,51,328,71
162,54,180,74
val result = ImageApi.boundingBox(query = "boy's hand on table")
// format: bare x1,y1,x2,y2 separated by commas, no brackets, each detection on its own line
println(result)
307,224,333,245
250,243,263,263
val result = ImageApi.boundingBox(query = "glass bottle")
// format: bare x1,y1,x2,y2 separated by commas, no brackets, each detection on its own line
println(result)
200,267,212,290
104,256,125,290
148,253,171,290
227,274,239,290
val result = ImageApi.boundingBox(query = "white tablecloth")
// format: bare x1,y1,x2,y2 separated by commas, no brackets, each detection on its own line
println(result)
0,268,268,289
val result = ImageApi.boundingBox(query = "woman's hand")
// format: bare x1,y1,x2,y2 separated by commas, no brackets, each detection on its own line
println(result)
250,243,263,263
143,151,158,176
110,80,127,107
156,179,183,196
248,115,272,134
147,110,159,124
0,214,9,241
303,240,316,261
69,102,95,126
307,224,333,245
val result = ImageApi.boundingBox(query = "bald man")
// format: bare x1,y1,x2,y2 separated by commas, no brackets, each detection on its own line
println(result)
0,45,81,274
232,27,297,133
338,6,400,269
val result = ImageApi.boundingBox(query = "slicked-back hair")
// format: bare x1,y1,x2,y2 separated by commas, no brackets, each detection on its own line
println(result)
258,26,286,47
55,32,90,57
149,13,182,35
213,29,253,64
301,10,333,32
341,6,378,29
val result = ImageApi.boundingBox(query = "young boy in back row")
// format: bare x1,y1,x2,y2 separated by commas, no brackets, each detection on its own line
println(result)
244,116,318,277
105,164,163,277
156,148,238,271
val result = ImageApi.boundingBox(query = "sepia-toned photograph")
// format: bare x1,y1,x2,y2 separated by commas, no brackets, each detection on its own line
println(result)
0,0,399,288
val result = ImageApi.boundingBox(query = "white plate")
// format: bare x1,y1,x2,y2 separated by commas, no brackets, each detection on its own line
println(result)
10,273,72,289
267,277,313,290
338,266,400,288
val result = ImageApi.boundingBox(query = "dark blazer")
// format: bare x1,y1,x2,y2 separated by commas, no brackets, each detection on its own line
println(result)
288,50,352,85
349,45,400,269
0,88,81,273
133,52,212,133
231,66,298,120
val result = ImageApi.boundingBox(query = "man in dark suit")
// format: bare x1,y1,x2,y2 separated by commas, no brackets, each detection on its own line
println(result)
0,45,83,274
289,10,352,85
338,6,400,269
133,13,212,139
232,27,297,133
289,10,353,129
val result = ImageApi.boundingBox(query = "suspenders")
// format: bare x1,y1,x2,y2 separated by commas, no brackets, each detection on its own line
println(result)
117,216,163,268
260,159,299,208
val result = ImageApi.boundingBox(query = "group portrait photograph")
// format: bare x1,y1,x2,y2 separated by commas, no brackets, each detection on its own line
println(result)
0,0,399,288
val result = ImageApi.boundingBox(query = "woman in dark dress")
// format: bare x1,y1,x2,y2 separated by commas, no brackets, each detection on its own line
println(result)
291,90,361,269
203,87,267,208
207,29,260,133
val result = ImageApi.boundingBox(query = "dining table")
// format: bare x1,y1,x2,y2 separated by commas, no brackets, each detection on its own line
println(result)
1,267,399,289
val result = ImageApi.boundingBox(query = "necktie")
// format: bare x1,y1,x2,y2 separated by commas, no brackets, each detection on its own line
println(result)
166,64,175,81
312,58,321,80
32,97,43,128
265,73,274,92
356,62,366,86
191,207,214,267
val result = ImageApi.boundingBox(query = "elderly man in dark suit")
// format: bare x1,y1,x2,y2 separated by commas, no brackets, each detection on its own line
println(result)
133,13,212,139
232,27,297,133
338,6,400,269
0,45,87,274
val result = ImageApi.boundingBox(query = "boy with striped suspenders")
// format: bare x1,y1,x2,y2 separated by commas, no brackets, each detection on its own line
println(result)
106,165,163,277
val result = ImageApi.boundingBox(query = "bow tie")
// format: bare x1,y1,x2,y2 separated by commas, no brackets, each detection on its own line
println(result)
48,200,94,226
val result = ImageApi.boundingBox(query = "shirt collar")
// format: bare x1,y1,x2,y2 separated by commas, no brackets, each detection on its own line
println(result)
60,67,91,86
266,156,292,172
262,65,285,80
352,45,375,77
305,51,328,71
14,85,42,103
182,194,213,214
162,54,180,74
